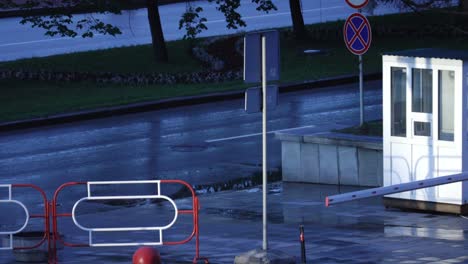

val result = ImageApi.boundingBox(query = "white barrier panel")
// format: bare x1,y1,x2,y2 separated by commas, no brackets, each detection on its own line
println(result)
72,180,178,247
326,172,468,206
0,185,30,250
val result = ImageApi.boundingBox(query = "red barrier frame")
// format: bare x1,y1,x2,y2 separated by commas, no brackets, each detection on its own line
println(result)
51,180,209,264
160,179,209,264
50,181,88,264
10,184,50,252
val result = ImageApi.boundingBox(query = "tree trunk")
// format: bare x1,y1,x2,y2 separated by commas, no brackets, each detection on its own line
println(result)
289,0,306,39
460,0,468,10
146,0,168,62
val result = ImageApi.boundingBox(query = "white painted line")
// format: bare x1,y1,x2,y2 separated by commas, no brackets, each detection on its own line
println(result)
0,34,104,47
206,125,315,143
205,6,344,24
302,6,345,14
0,37,72,47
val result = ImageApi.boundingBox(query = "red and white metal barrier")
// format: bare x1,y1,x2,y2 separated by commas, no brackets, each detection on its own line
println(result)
0,180,208,264
325,172,468,206
51,179,208,264
0,184,50,252
0,185,29,250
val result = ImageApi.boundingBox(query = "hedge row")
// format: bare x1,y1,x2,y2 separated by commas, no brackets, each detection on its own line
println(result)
192,36,243,72
0,69,242,85
304,23,468,41
0,35,244,85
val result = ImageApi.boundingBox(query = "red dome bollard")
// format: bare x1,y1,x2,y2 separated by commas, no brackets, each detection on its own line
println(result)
132,247,161,264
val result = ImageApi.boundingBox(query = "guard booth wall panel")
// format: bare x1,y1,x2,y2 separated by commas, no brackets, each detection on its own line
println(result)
437,146,462,203
412,144,435,202
387,142,411,200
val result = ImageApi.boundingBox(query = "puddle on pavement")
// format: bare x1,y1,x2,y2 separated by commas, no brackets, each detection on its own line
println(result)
316,238,359,247
338,222,385,232
204,207,284,223
335,221,467,241
384,226,467,241
169,144,209,152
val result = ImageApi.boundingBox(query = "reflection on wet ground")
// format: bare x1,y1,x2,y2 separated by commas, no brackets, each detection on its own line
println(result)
204,207,285,224
193,183,468,263
2,182,468,263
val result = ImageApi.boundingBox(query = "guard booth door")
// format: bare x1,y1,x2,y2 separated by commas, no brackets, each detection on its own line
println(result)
409,68,434,200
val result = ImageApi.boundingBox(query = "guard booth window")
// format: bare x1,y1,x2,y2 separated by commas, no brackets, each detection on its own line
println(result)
414,121,431,137
439,70,455,141
391,67,407,137
412,69,433,113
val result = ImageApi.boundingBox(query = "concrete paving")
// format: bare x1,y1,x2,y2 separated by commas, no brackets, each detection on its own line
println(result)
2,182,467,263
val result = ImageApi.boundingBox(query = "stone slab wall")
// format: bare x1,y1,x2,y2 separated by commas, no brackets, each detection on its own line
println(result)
277,132,383,187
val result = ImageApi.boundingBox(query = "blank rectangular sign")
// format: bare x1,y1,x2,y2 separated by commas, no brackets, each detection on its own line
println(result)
245,87,261,114
244,85,278,114
244,30,280,83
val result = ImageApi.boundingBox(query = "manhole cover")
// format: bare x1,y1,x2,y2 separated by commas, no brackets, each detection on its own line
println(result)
170,144,208,152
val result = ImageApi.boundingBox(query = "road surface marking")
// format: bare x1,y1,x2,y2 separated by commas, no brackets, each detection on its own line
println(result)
0,37,71,47
0,34,104,47
205,6,344,24
205,125,316,143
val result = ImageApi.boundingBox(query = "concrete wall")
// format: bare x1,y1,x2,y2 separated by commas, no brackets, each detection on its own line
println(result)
277,132,383,187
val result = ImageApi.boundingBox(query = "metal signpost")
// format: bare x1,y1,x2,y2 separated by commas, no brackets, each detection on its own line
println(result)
344,1,372,126
244,30,280,251
261,36,268,250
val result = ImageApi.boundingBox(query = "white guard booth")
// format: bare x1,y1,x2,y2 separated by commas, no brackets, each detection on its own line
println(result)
382,49,468,214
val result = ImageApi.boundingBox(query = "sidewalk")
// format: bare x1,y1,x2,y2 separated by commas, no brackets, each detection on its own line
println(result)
191,183,468,264
3,182,467,263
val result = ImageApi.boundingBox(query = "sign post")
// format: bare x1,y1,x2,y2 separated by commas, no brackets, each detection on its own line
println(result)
236,29,294,263
343,2,371,126
360,54,363,125
239,32,294,263
261,34,268,251
243,30,280,252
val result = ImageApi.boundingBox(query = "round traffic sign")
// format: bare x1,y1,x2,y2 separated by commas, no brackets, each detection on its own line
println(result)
345,0,369,9
343,13,372,55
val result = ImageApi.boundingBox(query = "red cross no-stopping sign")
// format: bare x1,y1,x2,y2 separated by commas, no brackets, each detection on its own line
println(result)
343,13,372,55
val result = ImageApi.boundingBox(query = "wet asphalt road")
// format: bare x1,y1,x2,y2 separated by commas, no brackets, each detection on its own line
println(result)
0,81,382,202
0,0,401,61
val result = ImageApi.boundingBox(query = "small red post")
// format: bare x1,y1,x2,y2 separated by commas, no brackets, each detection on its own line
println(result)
299,225,306,264
133,247,161,264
